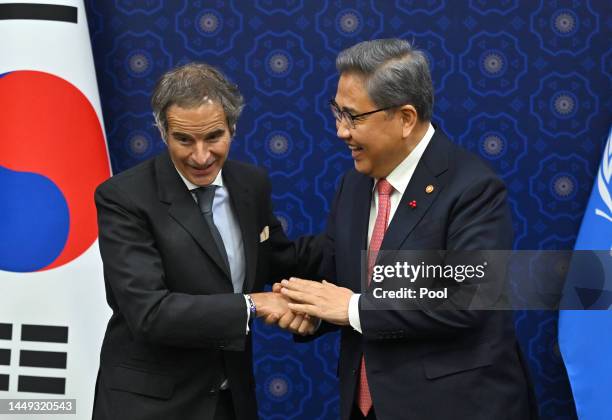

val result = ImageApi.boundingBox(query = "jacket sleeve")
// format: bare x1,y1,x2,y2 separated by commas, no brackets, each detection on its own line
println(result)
261,172,327,283
293,173,346,343
95,181,248,351
359,174,513,341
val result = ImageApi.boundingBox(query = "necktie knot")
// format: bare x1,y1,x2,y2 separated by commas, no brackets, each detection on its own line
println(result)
376,178,393,196
194,185,217,215
193,185,231,277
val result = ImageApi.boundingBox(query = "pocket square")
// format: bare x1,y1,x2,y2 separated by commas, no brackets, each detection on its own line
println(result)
259,226,269,243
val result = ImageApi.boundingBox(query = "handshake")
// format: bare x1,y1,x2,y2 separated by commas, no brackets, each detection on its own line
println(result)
248,278,355,335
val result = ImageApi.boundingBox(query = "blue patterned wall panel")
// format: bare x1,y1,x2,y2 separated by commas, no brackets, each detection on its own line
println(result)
86,1,612,418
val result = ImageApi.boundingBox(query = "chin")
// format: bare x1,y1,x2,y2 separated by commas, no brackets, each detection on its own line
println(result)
187,173,214,187
188,166,221,186
354,161,373,177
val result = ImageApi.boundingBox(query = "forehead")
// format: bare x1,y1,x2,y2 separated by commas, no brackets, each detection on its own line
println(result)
166,102,227,130
335,72,374,109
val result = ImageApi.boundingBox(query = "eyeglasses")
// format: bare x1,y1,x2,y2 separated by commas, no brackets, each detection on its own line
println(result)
329,99,396,129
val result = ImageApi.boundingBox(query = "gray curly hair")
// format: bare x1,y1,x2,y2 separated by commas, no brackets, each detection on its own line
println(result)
151,62,245,140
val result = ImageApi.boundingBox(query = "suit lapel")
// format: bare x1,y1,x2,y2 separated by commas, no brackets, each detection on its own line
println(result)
380,130,450,252
155,152,231,279
349,173,373,292
380,167,439,251
222,161,258,293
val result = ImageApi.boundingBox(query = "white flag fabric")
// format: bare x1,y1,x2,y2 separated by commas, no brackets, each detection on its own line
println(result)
0,1,111,418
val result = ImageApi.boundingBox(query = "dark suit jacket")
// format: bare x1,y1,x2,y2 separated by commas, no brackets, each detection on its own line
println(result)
317,130,538,420
92,152,319,420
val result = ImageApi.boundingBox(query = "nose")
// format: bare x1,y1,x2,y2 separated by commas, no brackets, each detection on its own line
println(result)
336,119,351,140
191,141,211,165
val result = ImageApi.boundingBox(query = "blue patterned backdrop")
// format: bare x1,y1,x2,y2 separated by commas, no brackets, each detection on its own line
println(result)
85,1,611,418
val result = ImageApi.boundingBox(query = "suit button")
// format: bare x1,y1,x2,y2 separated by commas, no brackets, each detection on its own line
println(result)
208,389,217,395
351,369,357,375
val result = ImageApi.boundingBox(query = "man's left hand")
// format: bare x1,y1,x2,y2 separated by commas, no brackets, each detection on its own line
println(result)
280,278,353,326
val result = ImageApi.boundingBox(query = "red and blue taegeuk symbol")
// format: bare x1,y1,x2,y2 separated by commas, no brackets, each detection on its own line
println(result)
0,70,110,272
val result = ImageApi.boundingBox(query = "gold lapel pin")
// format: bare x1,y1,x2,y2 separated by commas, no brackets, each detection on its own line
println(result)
425,184,434,194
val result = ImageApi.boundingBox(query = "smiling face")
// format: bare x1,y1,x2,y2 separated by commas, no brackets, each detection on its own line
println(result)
165,102,231,186
334,72,413,179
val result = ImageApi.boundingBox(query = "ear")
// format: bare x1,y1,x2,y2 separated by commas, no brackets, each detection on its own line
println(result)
398,105,418,139
153,113,168,144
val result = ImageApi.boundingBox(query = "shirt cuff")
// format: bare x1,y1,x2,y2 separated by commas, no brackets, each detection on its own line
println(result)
244,295,251,334
348,293,362,334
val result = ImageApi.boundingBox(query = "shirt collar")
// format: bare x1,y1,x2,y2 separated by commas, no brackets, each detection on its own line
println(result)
375,123,435,195
174,165,224,192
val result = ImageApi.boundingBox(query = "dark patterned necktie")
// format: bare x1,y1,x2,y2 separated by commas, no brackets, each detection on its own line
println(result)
194,186,230,274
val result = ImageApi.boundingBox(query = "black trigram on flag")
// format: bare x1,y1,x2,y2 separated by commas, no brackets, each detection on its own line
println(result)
0,323,68,394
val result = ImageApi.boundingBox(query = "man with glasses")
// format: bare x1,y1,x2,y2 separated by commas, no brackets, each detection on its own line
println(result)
280,39,537,419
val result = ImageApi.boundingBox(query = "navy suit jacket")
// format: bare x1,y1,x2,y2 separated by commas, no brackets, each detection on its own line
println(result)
318,129,538,420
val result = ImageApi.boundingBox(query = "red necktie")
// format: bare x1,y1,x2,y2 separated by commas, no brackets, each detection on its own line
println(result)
358,178,393,416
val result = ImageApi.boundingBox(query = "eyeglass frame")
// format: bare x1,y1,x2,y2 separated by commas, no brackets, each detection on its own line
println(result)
329,99,399,129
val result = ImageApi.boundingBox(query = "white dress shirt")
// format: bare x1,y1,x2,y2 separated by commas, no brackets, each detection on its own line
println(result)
348,123,435,333
175,168,252,333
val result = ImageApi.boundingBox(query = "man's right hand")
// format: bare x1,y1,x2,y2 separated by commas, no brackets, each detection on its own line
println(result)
249,289,317,335
249,291,289,319
260,283,319,336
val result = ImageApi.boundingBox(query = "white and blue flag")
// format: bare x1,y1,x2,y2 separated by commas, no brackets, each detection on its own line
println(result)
559,127,612,420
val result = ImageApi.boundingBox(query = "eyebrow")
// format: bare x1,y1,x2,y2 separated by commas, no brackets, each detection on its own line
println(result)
171,131,193,138
342,106,359,115
170,128,226,139
335,100,358,115
205,128,225,139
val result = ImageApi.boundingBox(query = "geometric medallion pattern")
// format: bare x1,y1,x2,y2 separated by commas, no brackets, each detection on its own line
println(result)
86,1,612,418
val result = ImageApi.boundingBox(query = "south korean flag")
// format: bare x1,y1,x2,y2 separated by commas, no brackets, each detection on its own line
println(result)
0,1,111,418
